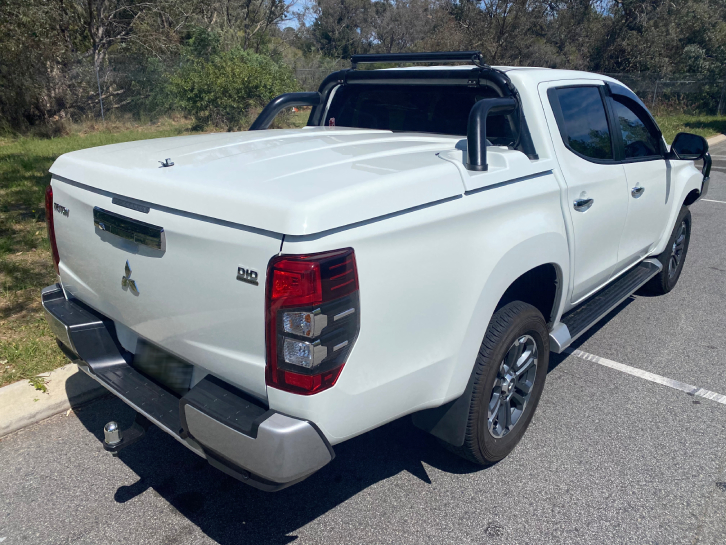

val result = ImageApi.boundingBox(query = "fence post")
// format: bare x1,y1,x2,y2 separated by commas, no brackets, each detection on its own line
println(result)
94,53,105,122
651,79,659,109
718,80,726,116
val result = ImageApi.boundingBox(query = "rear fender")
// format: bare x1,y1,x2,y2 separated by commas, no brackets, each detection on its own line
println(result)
446,232,568,401
413,232,568,446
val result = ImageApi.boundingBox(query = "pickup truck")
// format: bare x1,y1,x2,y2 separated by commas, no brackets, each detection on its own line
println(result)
41,51,712,491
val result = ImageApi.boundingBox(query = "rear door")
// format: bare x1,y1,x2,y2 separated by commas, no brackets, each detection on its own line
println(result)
541,82,629,303
51,177,281,400
606,92,670,268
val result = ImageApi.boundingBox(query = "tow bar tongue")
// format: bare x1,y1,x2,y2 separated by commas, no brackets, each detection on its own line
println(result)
103,413,151,456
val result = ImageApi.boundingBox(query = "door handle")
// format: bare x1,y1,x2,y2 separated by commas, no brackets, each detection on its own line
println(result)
631,186,645,198
573,198,594,212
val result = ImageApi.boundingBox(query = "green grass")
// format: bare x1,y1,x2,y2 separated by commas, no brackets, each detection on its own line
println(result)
0,120,195,388
654,114,726,143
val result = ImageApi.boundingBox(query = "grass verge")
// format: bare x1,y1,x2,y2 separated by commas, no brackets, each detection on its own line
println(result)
0,120,196,387
654,114,726,142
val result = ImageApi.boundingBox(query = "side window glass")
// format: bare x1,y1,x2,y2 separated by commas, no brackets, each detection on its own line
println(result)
555,87,612,160
612,99,661,158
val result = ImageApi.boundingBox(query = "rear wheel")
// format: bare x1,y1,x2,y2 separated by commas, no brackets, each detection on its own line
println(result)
643,206,691,295
448,301,549,465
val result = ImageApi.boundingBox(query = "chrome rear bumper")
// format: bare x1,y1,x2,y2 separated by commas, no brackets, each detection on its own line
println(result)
41,283,334,491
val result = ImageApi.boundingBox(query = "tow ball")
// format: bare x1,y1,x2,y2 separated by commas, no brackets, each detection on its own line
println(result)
103,412,151,456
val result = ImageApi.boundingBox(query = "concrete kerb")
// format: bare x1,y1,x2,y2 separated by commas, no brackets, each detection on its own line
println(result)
0,364,105,439
707,134,726,146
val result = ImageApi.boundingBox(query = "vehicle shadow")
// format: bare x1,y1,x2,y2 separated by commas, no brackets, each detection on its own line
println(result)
67,296,637,544
69,389,482,545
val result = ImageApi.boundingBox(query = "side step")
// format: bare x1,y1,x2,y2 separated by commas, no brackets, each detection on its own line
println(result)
549,259,662,353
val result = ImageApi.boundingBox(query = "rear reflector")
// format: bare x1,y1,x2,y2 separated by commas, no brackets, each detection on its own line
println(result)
266,248,360,395
45,185,60,275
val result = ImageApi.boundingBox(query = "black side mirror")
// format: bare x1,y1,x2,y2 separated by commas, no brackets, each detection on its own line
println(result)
670,132,711,179
671,132,707,160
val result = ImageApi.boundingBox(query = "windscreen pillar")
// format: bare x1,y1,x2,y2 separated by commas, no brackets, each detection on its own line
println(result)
466,97,518,171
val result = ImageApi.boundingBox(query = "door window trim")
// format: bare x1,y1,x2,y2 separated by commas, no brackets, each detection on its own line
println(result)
547,85,619,165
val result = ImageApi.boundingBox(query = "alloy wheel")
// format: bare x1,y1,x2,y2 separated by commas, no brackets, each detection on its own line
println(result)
668,220,687,279
487,334,538,439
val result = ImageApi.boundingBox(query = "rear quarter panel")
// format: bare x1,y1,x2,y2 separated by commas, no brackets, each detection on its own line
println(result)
271,170,569,444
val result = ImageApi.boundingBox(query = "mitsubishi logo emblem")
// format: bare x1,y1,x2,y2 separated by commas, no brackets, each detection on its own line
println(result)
121,260,139,295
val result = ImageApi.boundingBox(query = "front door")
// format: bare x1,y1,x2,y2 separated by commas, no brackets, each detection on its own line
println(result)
542,83,629,304
609,96,671,268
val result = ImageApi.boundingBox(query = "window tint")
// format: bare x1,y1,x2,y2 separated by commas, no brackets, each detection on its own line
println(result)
555,87,612,160
612,99,661,158
324,84,513,143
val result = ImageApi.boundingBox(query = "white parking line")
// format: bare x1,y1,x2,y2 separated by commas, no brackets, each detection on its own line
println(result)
702,199,726,204
565,348,726,405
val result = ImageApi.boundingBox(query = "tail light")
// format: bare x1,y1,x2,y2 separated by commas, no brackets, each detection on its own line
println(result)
265,248,360,395
44,185,60,275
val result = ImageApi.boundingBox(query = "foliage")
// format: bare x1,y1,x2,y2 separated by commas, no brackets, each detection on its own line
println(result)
28,375,48,393
168,48,299,130
1,0,726,132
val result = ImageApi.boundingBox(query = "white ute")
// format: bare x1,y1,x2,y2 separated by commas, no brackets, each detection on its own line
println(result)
42,51,712,490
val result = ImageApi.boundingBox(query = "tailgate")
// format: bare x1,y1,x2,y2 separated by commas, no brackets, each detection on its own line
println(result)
51,177,281,400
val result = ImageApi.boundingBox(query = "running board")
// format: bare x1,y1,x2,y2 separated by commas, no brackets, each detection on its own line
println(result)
549,259,662,353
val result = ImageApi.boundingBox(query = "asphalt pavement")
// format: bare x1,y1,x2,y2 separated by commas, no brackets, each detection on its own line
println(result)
1,142,726,545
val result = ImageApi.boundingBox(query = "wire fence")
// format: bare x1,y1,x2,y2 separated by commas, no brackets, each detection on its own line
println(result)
601,73,726,115
57,59,726,125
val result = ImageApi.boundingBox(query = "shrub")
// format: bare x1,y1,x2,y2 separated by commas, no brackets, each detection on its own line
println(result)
168,49,299,130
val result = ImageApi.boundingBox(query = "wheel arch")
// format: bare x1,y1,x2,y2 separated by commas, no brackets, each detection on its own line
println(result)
683,188,701,206
650,164,703,256
495,262,563,326
412,232,568,446
451,232,569,400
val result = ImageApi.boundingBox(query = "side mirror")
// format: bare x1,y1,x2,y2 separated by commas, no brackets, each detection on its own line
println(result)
670,132,707,160
670,132,711,179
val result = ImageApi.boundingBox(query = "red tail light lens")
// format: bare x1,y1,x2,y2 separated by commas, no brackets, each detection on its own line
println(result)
266,248,360,395
44,185,60,275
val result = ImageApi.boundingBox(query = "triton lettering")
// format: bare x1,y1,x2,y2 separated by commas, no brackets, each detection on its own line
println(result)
54,203,69,217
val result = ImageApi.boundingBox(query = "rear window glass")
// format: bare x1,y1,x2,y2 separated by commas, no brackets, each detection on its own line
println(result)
555,87,613,160
324,84,514,144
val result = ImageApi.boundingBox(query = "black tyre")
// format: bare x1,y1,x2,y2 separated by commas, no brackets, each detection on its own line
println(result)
643,206,691,295
449,301,549,465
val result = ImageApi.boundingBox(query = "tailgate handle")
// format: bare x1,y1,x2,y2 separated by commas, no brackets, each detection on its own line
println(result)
93,207,165,251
